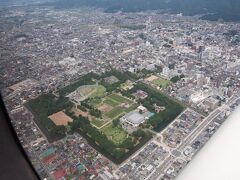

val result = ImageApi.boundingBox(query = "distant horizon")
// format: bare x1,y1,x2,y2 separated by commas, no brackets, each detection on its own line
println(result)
1,0,240,22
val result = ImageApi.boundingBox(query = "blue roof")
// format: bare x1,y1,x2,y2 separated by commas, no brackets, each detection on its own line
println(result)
148,112,155,118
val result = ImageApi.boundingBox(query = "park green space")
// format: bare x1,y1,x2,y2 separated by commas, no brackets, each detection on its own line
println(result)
103,98,119,107
89,97,102,106
108,93,133,104
105,106,125,119
120,82,129,90
59,72,99,96
102,93,135,119
25,69,185,164
121,82,185,132
25,94,73,142
89,85,106,98
102,123,128,145
103,93,133,107
152,77,171,88
91,118,105,128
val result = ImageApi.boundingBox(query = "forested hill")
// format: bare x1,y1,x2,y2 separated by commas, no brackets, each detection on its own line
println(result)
0,0,54,7
43,0,240,22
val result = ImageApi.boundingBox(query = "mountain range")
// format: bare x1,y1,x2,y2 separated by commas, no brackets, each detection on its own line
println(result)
43,0,240,22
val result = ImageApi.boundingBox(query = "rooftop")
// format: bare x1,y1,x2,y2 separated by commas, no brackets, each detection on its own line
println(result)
126,111,145,124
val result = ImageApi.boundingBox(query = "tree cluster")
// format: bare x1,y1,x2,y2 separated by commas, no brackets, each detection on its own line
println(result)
81,99,102,118
170,74,185,83
123,83,185,131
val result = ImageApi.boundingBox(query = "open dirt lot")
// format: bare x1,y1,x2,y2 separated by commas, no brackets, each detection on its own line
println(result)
145,75,159,82
48,111,73,126
80,86,93,95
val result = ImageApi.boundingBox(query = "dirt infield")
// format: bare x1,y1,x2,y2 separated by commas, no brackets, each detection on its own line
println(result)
48,111,73,126
98,103,113,113
145,75,159,82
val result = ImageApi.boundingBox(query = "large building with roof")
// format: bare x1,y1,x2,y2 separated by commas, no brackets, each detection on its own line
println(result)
120,106,154,133
120,111,145,128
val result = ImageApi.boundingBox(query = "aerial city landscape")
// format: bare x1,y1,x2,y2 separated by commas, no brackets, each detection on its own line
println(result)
1,0,240,179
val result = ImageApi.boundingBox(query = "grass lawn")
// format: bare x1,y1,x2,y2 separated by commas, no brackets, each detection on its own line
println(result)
103,93,135,119
103,93,133,107
120,82,133,91
120,82,128,90
103,98,120,107
89,98,102,106
102,124,128,145
126,103,138,113
108,93,133,104
152,77,171,88
90,85,106,98
91,118,105,128
105,106,124,119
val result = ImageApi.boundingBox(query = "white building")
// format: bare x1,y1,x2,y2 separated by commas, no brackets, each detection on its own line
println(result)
120,111,145,127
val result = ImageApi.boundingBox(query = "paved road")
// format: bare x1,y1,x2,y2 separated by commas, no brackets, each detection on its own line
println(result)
178,109,222,151
148,108,223,180
148,155,173,180
118,94,240,180
226,95,239,106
